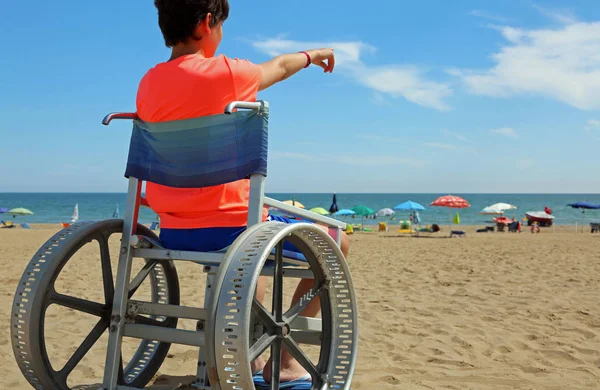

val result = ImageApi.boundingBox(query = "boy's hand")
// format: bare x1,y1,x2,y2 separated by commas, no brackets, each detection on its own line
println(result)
308,48,335,73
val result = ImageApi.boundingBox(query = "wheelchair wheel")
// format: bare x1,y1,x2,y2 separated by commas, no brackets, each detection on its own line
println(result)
208,222,358,390
11,220,180,389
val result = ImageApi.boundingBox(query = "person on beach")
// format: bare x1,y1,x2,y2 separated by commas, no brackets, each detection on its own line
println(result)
137,0,350,385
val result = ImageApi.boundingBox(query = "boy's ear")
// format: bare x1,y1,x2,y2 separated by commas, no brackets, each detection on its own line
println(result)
197,13,213,36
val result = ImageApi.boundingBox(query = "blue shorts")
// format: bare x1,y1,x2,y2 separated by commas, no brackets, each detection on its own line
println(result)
159,214,308,252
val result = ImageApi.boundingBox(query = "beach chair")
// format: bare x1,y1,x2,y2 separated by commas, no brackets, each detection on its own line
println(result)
149,221,159,230
450,230,466,238
10,101,358,390
378,222,387,232
20,223,31,229
591,222,600,233
1,220,15,228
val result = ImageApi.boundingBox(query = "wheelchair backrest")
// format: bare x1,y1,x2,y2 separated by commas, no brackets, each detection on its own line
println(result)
125,102,269,188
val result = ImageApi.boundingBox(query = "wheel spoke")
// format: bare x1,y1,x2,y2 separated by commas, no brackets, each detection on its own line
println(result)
283,284,323,323
249,333,277,361
272,242,284,322
128,260,157,298
98,233,115,306
283,337,321,383
270,338,282,389
50,292,106,317
252,298,276,330
58,317,108,379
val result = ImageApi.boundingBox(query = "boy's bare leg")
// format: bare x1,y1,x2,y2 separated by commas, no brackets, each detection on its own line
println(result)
251,276,268,374
264,227,350,382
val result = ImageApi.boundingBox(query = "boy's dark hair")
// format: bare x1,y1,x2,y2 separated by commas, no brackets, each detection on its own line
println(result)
154,0,229,47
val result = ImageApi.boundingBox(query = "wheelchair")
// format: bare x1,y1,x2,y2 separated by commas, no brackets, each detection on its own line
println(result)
11,101,358,389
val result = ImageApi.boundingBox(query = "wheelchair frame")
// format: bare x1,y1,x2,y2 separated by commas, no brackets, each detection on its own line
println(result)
11,101,357,390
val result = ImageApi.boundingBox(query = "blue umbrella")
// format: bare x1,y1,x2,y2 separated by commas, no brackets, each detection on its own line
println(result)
334,209,356,216
329,193,339,214
567,202,600,209
393,200,425,211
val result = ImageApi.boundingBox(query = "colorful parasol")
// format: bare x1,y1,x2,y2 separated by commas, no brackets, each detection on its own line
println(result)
430,195,470,209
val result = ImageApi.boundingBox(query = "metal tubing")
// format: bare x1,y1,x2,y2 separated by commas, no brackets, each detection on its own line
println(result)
246,174,266,227
102,112,138,125
127,300,206,321
223,101,263,114
123,324,205,347
264,197,346,229
102,178,140,389
132,248,224,264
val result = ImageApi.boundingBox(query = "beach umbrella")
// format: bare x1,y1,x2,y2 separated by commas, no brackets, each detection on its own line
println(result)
430,195,470,209
283,199,305,209
430,195,470,234
567,202,600,210
9,207,34,218
393,200,425,211
329,193,339,214
375,208,395,217
351,205,375,216
567,202,600,232
309,207,329,215
0,207,8,213
334,209,356,216
479,203,516,215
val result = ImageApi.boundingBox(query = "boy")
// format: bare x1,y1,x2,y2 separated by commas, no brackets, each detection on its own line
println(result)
138,0,350,385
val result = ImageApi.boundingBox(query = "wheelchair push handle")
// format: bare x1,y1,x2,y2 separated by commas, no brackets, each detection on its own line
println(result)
224,101,263,114
102,100,263,125
102,112,138,126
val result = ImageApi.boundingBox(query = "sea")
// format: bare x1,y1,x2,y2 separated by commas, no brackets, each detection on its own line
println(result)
1,193,599,226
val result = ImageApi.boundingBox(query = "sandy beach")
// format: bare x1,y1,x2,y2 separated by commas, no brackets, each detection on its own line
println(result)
2,224,600,389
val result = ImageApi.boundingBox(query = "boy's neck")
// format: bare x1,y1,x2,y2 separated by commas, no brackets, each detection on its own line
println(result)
169,43,208,61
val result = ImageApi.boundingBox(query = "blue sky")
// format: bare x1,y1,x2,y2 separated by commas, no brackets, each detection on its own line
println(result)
1,0,599,193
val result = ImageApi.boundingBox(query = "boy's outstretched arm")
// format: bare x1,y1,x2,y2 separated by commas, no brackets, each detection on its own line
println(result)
258,48,335,91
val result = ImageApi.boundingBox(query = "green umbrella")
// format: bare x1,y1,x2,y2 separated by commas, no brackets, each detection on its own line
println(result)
309,207,330,215
9,207,34,217
351,205,375,216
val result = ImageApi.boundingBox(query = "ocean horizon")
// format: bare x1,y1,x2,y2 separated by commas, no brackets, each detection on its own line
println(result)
2,192,600,226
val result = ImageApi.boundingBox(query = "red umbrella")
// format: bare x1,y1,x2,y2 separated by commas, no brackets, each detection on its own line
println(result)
430,195,470,209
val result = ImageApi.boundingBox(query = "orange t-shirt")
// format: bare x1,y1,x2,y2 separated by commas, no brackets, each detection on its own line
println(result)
136,54,268,229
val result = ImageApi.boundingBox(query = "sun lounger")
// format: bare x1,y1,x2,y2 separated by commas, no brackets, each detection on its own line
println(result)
1,220,15,228
591,222,600,233
450,230,466,238
20,223,31,229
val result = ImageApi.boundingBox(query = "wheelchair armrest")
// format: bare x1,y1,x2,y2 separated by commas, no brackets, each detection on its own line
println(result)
264,197,346,229
102,112,138,125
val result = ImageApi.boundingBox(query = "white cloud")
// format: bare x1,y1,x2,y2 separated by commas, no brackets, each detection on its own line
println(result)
251,38,452,110
533,5,577,24
585,119,600,138
490,128,518,138
424,142,455,149
469,10,512,23
442,129,471,143
270,151,425,168
452,20,600,110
